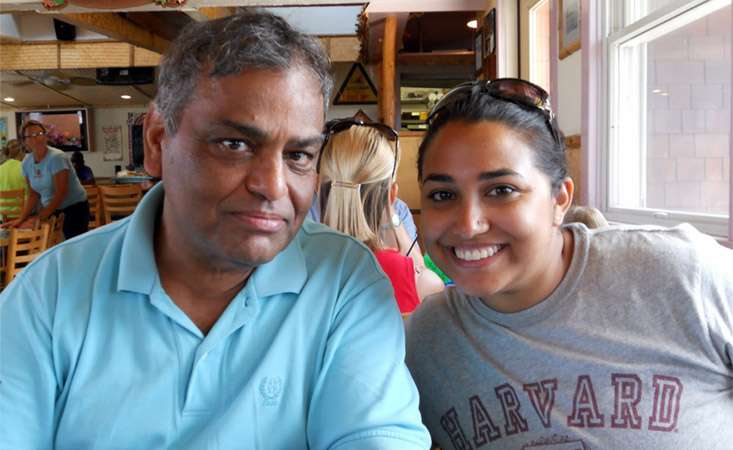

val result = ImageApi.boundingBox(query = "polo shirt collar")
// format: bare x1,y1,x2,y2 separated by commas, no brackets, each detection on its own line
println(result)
117,182,308,298
249,228,308,298
118,181,163,294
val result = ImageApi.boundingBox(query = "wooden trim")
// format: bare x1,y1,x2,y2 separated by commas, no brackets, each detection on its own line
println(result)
400,130,426,138
58,13,170,54
565,133,581,148
379,15,398,127
398,51,473,66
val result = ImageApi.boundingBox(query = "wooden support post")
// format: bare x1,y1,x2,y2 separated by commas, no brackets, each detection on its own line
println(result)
379,15,398,128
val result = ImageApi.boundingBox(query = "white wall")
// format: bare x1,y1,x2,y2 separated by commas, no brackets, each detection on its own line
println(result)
556,50,582,135
497,0,519,78
87,105,148,177
0,14,21,40
18,14,109,41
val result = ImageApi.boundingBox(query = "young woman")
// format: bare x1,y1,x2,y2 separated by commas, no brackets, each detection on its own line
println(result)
1,120,89,238
319,118,444,313
405,79,733,449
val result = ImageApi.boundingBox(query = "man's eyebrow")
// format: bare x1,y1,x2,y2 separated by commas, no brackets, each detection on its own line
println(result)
422,169,523,184
217,119,323,148
288,135,325,149
218,120,268,141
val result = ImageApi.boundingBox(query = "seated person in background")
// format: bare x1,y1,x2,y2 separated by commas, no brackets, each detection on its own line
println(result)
319,118,444,313
71,151,95,185
0,139,28,220
406,78,733,449
0,11,430,450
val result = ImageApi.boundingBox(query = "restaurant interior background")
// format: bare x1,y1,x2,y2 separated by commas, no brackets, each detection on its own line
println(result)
1,0,731,240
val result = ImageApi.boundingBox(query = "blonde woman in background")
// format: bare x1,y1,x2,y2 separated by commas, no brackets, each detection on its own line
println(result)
320,118,444,313
0,139,28,221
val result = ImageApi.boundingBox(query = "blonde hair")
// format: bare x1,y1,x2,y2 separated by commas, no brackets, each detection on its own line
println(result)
320,125,399,249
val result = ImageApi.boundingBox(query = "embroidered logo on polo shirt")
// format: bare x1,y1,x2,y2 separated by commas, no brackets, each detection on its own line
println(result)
259,376,283,406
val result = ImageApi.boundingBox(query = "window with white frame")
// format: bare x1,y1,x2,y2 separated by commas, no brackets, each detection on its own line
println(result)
605,0,731,238
529,0,551,92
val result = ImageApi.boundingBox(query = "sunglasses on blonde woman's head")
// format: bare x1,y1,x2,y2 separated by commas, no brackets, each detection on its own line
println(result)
320,118,400,178
428,78,561,144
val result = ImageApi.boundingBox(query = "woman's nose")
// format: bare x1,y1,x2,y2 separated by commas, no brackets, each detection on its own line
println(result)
454,200,490,238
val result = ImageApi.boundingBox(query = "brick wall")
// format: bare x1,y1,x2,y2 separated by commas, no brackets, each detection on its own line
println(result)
646,4,730,215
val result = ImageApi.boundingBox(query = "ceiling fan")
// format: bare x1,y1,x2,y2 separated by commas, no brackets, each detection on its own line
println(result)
12,70,97,91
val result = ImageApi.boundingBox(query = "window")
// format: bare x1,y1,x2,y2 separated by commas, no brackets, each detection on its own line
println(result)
529,0,551,92
604,0,731,238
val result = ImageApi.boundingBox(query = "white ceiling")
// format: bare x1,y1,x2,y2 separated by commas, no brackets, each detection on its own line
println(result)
1,69,155,109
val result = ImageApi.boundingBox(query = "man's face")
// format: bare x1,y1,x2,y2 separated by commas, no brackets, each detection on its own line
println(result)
146,66,325,271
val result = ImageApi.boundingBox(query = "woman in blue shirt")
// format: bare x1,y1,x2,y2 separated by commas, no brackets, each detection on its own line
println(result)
1,120,89,238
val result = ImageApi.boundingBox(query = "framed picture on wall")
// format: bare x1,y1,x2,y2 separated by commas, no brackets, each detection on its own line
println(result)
559,0,581,59
474,31,483,76
484,8,496,57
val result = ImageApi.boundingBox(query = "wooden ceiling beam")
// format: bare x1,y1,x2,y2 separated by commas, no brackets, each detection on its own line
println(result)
57,13,170,54
185,7,235,22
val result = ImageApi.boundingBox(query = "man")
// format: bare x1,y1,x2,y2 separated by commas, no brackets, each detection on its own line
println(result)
0,12,430,450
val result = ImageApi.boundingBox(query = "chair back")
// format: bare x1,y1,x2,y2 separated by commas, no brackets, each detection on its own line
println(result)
47,213,65,247
99,184,142,224
0,188,24,222
84,185,103,228
563,206,609,229
4,222,50,286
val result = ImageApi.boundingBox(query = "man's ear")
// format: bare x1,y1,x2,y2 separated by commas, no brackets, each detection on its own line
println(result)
553,177,575,226
144,103,166,178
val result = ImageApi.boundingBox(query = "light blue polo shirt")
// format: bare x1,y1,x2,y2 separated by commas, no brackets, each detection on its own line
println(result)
0,182,430,450
21,146,86,209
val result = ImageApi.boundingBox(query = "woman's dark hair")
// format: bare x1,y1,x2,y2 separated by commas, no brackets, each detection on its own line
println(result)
417,85,567,192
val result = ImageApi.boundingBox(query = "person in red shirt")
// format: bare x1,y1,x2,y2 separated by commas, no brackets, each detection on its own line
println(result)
319,118,444,313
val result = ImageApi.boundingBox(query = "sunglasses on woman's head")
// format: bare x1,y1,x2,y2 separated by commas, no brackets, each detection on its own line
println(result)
320,118,399,178
428,78,560,144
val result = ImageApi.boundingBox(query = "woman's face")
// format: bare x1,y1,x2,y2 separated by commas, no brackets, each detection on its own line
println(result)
419,120,572,312
22,125,48,155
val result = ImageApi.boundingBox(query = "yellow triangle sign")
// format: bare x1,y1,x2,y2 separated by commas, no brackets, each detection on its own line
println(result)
333,63,378,105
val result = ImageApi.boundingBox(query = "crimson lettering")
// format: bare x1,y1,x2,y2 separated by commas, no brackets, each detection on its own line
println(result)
648,375,683,432
567,375,605,428
441,407,473,450
494,384,528,436
611,373,642,429
469,395,501,447
523,379,558,428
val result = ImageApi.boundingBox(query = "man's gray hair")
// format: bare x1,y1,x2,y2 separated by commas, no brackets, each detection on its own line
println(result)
155,10,334,134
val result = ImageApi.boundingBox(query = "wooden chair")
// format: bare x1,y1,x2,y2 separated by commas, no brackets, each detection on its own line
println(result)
99,184,142,224
0,188,25,222
46,213,65,247
4,222,50,286
84,185,103,228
